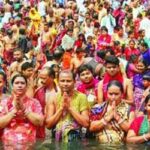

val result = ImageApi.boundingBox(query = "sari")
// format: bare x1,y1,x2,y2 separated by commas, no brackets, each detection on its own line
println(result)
0,96,43,149
130,115,150,137
90,101,129,144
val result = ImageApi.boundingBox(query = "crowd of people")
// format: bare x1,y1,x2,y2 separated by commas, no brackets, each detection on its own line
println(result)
0,0,149,149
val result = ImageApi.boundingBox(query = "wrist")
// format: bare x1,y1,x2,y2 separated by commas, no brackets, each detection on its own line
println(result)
24,110,31,117
143,134,149,142
8,111,15,118
118,118,125,125
101,117,108,125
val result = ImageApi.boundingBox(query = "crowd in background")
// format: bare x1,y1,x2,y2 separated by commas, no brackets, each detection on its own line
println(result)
0,0,149,149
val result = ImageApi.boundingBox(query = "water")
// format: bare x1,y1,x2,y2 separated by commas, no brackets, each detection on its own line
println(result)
34,139,150,150
0,139,150,149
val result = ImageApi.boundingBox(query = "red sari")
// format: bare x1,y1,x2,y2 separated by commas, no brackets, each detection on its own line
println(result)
0,96,43,149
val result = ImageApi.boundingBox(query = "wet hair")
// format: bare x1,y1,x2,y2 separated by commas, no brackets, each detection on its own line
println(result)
105,55,120,66
13,48,23,54
59,70,76,80
43,67,55,78
107,80,124,93
21,61,33,71
11,74,27,85
0,71,7,81
145,94,150,105
78,64,93,76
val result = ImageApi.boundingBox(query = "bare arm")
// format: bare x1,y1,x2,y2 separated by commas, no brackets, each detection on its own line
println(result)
0,110,16,128
26,111,44,126
126,130,150,144
97,81,103,104
45,96,63,129
68,108,89,128
125,79,134,105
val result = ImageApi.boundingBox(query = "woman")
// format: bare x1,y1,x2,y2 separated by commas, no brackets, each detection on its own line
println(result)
0,71,8,139
97,26,111,50
0,74,44,149
124,40,140,61
90,80,134,144
133,58,150,112
127,94,150,143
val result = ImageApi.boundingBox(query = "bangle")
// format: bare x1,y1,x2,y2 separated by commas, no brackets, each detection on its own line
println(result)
24,110,31,116
143,134,148,142
102,117,107,125
118,118,125,125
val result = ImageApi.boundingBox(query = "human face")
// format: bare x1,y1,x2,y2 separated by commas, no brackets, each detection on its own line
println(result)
38,70,52,87
105,63,119,77
80,69,93,83
143,80,150,88
129,41,135,49
145,100,150,114
12,77,27,96
22,67,33,78
107,85,122,103
58,72,74,93
44,25,49,32
13,51,23,62
136,61,146,73
0,74,5,91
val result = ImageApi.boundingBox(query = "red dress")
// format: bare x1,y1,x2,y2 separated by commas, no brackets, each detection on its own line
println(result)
0,96,43,148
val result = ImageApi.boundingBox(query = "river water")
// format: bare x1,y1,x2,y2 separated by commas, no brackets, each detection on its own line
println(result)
34,139,150,150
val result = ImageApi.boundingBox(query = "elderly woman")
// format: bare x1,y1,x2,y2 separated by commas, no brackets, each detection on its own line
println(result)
0,74,44,149
90,80,134,144
127,94,150,143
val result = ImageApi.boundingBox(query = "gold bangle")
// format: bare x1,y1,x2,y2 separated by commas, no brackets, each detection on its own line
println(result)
143,134,148,142
102,117,107,125
118,118,125,125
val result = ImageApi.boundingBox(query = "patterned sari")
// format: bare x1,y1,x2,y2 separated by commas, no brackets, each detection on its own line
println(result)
90,101,129,144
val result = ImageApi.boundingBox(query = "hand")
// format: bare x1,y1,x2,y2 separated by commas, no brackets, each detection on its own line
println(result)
113,110,120,122
13,94,25,111
62,92,71,111
9,108,17,118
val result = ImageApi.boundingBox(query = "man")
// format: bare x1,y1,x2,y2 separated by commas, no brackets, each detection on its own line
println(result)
3,29,17,65
34,67,58,139
21,61,35,97
97,55,133,105
40,23,52,52
9,48,25,77
45,70,89,142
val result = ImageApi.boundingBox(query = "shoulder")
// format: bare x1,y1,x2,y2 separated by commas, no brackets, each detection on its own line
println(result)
75,90,87,98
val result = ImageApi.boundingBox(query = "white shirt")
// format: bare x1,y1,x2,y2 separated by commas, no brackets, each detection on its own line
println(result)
139,17,150,39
